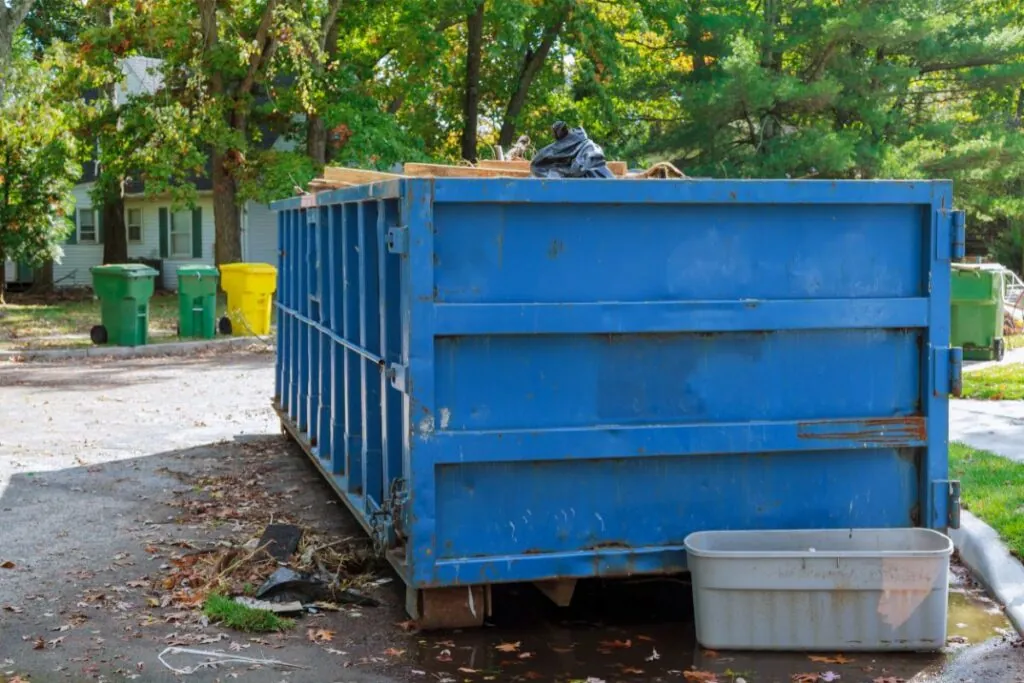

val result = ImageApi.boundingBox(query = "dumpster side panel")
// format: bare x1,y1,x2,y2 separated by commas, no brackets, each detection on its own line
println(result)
404,180,952,588
272,179,956,593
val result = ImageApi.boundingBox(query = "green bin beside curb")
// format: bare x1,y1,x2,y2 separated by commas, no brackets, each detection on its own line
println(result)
177,265,219,339
89,264,159,346
952,263,1006,361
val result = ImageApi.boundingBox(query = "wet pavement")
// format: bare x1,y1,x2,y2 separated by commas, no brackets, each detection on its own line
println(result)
2,352,1024,683
393,564,1015,683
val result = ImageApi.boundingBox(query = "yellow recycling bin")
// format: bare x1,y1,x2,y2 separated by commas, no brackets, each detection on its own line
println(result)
218,263,277,336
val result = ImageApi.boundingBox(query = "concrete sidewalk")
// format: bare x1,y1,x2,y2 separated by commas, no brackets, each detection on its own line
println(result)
951,399,1024,461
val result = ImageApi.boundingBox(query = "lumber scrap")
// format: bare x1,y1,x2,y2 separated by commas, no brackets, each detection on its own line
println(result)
322,167,405,184
476,159,629,177
402,162,531,178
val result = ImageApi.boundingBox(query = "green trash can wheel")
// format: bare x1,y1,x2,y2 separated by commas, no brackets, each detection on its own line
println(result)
90,325,108,345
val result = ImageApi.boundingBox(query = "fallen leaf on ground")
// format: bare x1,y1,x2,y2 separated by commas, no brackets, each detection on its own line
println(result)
1,561,15,569
702,649,719,658
383,648,405,657
436,648,452,662
395,619,418,632
873,678,905,683
637,634,655,641
550,646,574,653
306,628,334,643
32,636,44,650
622,667,646,675
682,671,718,682
3,605,24,613
494,641,521,653
645,647,660,662
325,648,347,656
792,675,818,683
820,673,841,683
810,655,854,664
518,652,534,660
458,667,480,674
46,636,65,648
599,638,632,649
523,672,544,680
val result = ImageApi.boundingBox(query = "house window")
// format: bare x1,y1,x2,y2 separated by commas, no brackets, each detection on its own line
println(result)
127,208,143,243
171,210,192,258
78,209,97,243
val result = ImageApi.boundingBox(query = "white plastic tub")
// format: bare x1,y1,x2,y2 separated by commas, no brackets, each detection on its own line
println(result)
684,528,953,652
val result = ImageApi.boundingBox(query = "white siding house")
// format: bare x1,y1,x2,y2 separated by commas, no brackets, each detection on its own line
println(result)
57,191,277,291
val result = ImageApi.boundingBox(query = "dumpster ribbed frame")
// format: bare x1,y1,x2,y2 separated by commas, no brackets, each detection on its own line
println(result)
271,178,959,597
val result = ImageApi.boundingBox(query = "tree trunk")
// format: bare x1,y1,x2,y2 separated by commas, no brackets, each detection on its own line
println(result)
31,261,54,294
0,0,34,77
0,244,5,305
212,149,242,265
498,11,568,148
101,188,127,264
461,0,485,162
307,114,327,166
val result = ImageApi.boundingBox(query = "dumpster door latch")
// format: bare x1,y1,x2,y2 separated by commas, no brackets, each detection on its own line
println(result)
951,210,966,260
933,479,962,529
387,227,408,255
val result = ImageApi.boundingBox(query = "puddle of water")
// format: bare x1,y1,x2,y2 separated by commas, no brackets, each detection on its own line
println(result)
407,569,1012,683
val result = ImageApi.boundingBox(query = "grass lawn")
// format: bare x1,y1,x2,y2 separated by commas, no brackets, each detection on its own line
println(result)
962,362,1024,400
1008,334,1024,350
0,291,188,349
950,443,1024,559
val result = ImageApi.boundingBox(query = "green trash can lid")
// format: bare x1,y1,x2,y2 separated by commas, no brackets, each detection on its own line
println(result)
90,263,159,278
178,264,220,278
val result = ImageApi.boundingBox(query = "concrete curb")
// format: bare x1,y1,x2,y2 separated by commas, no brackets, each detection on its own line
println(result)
950,510,1024,636
0,336,273,362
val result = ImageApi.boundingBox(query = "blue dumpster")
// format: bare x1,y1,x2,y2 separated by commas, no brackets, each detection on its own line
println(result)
271,179,965,628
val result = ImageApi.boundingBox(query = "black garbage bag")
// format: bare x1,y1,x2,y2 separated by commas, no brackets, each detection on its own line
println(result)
530,121,614,179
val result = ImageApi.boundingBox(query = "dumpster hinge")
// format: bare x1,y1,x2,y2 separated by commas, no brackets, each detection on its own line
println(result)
932,345,963,397
933,479,962,529
387,227,408,255
369,478,407,556
951,210,966,260
388,363,408,393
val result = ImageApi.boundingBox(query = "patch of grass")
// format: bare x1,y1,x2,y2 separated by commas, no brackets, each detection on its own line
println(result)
961,362,1024,400
1007,334,1024,350
202,594,294,633
950,443,1024,559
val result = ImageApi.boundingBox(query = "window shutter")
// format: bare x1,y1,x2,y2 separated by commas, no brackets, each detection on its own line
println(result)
96,209,105,244
191,207,202,258
66,211,78,245
159,208,169,258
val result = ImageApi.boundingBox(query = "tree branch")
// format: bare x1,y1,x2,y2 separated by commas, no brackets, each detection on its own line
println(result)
918,55,1013,74
320,0,343,52
237,0,278,97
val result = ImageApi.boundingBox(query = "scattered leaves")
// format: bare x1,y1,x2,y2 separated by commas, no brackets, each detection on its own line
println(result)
32,636,45,650
306,628,334,643
458,667,480,674
792,676,819,683
494,641,521,653
622,667,646,675
636,635,655,641
599,639,632,649
550,646,574,653
46,636,65,649
820,673,841,683
682,671,718,682
702,649,719,658
1,561,15,569
395,619,418,632
518,652,534,660
436,648,453,662
3,605,24,613
383,648,405,657
645,647,661,662
873,678,906,683
809,655,854,665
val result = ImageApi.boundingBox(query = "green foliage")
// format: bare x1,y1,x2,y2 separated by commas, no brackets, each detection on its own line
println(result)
0,36,81,269
950,442,1024,559
203,594,295,633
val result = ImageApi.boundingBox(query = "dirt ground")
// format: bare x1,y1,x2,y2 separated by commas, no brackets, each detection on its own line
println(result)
1,351,1023,683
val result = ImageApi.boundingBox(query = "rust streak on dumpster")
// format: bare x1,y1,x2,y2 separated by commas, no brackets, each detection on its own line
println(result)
797,416,927,445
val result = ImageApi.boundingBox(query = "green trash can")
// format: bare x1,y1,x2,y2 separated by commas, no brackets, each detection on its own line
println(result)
177,265,219,339
951,264,1006,361
89,264,159,346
